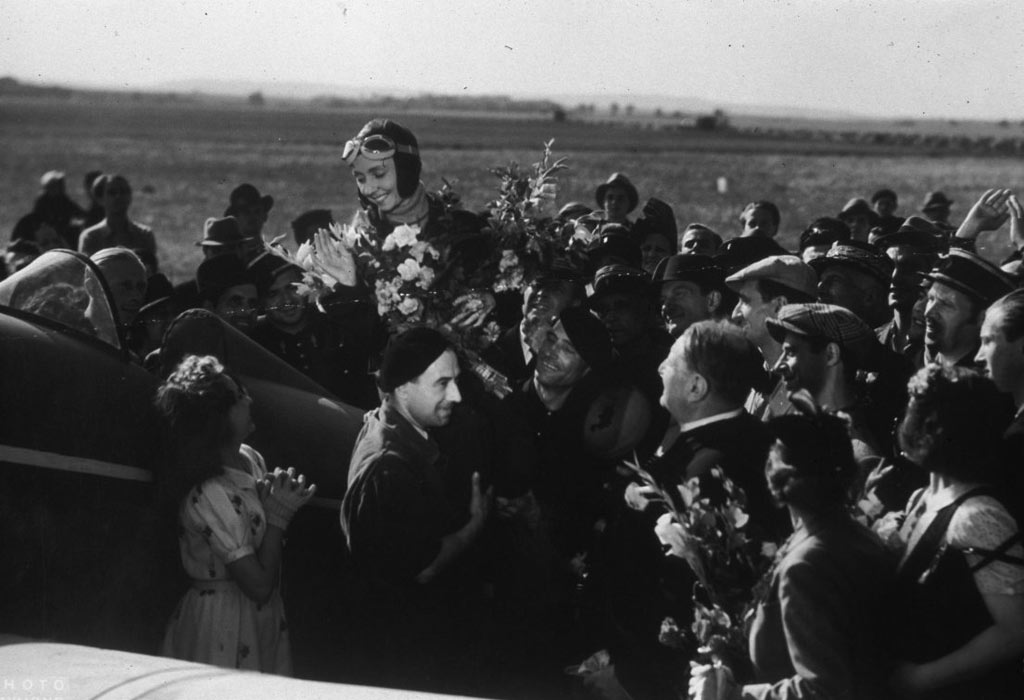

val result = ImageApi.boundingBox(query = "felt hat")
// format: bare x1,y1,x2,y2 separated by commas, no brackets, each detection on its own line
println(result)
595,173,639,213
225,183,274,217
651,253,725,291
197,216,247,248
586,227,642,272
870,215,945,252
925,248,1015,307
40,170,65,188
838,198,880,226
798,217,851,253
726,255,818,299
871,188,898,205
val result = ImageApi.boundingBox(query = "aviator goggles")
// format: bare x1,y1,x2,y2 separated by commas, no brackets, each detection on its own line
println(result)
342,134,420,165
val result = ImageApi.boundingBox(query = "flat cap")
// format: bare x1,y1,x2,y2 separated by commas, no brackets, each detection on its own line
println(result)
809,241,894,285
765,303,881,369
726,255,818,299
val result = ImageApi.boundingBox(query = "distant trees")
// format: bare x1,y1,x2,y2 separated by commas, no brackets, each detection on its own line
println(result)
248,91,265,107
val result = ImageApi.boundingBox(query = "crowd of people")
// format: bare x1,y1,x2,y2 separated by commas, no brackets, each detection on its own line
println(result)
6,118,1024,700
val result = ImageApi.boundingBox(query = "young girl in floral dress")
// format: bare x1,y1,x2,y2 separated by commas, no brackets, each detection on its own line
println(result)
156,354,315,673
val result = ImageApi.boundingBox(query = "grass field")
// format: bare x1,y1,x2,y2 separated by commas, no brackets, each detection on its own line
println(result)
3,96,1023,283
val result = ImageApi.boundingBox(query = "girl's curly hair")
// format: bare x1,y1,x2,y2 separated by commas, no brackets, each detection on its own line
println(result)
154,354,244,505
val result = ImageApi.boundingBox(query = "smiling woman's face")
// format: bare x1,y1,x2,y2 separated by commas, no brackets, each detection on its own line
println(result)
351,154,401,213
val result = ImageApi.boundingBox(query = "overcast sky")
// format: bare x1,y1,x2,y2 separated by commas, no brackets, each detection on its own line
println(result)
3,0,1022,120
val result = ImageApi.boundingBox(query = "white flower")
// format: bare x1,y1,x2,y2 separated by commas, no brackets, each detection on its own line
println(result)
295,242,315,269
761,541,779,559
397,258,421,282
409,241,430,262
398,296,421,317
498,249,519,272
383,224,420,251
416,266,436,290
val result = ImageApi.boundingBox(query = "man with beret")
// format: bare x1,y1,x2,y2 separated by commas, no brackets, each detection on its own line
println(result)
923,247,1015,368
727,255,818,420
196,254,259,336
340,327,491,693
766,303,887,463
652,254,727,338
249,250,377,408
596,321,782,700
810,241,894,328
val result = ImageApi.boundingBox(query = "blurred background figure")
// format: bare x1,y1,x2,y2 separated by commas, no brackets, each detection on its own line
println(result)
290,208,334,247
196,255,259,336
797,216,851,263
921,190,955,226
837,197,879,242
594,173,639,227
82,170,106,229
678,223,722,256
31,170,85,248
225,183,274,260
872,187,900,220
739,200,780,238
79,174,157,260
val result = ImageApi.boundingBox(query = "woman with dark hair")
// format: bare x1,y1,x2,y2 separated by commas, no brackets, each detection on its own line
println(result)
888,365,1024,699
688,398,895,700
156,354,315,674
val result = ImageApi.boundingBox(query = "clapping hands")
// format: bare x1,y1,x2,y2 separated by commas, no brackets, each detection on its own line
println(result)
258,467,316,530
311,229,358,287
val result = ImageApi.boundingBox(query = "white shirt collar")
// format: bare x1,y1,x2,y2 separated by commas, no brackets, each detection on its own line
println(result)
678,408,744,435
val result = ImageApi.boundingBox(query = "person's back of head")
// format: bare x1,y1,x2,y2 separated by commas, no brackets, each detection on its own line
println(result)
678,319,764,407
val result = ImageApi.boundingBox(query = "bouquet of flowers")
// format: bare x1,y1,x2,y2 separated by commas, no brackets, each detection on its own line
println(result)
482,140,580,285
622,454,775,668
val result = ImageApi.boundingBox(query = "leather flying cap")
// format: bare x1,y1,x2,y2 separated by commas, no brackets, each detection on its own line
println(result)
809,241,894,285
765,303,880,370
726,255,818,299
651,254,725,291
870,215,945,252
925,247,1015,307
197,216,247,247
595,173,639,213
558,307,614,372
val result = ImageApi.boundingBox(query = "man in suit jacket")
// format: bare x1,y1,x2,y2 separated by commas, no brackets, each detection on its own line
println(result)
593,321,785,700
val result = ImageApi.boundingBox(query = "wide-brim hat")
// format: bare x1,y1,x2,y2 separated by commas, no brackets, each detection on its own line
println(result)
809,241,894,286
225,183,274,217
838,198,879,226
921,191,953,213
725,255,818,299
651,253,725,291
197,216,247,248
595,173,639,213
871,188,898,205
765,302,880,370
925,248,1015,307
